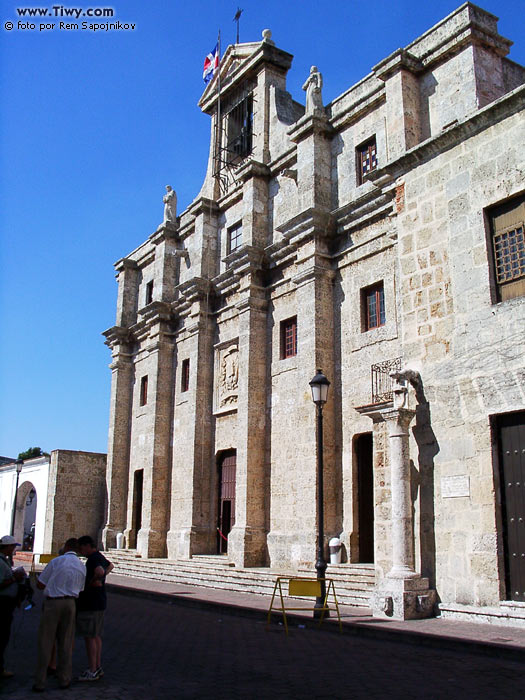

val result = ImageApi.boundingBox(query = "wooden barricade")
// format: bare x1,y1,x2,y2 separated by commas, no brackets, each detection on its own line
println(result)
267,576,342,635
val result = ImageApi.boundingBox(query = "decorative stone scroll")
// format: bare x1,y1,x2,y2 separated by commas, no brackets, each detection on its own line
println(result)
215,342,239,411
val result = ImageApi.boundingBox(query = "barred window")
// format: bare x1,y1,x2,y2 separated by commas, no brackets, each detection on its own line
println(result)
280,316,297,359
489,194,525,302
357,137,377,185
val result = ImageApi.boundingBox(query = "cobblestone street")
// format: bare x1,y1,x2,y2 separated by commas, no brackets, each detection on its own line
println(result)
2,590,525,699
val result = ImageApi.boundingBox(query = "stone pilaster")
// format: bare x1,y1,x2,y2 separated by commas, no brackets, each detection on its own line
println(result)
373,50,422,162
134,325,175,558
167,282,215,559
228,286,269,567
289,114,333,212
114,258,139,327
102,331,133,549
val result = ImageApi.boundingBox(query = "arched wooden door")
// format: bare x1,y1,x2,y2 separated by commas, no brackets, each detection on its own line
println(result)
217,451,236,554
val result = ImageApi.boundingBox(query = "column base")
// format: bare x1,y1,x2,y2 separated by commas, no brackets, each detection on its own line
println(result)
228,526,268,568
102,525,123,550
371,576,437,620
136,528,167,558
166,526,215,559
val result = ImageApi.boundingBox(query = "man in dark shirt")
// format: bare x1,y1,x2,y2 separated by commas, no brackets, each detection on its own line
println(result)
76,536,113,682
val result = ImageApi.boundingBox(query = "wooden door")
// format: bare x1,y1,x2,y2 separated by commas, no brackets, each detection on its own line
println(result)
217,452,236,554
497,412,525,602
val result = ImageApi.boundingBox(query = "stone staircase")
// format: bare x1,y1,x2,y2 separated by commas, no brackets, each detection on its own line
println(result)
105,549,375,609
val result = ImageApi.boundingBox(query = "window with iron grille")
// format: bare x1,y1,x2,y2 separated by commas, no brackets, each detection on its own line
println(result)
363,282,385,331
139,375,148,406
145,280,154,305
280,316,297,359
489,194,525,302
227,222,243,254
225,94,253,165
181,359,190,393
357,137,377,185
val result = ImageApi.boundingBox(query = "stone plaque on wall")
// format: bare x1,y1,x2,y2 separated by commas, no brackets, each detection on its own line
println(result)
214,341,239,413
441,475,470,499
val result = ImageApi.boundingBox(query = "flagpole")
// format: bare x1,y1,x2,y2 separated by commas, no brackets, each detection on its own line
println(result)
213,29,222,189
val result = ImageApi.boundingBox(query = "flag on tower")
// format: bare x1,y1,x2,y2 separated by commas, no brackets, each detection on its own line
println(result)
203,44,219,83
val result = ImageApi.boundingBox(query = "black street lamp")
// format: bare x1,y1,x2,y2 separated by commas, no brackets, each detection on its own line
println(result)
309,369,330,617
10,459,24,537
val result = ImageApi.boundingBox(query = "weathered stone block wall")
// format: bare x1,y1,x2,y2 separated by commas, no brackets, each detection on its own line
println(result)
44,450,107,553
397,104,525,606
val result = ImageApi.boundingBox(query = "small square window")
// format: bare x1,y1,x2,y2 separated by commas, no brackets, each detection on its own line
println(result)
181,359,190,393
145,281,154,305
356,137,377,185
363,282,385,331
280,316,297,359
227,222,243,254
139,376,148,406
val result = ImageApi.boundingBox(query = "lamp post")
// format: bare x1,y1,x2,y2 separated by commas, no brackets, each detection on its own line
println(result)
309,369,330,616
10,459,24,537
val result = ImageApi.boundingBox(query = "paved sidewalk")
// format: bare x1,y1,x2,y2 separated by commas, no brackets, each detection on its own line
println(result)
106,573,525,660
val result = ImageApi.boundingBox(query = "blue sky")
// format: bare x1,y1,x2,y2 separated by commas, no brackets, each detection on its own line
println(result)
1,0,524,459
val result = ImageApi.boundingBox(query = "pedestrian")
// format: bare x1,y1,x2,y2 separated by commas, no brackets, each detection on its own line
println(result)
76,535,114,682
0,535,25,680
32,538,86,692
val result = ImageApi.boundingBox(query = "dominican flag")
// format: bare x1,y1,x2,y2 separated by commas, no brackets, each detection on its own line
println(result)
203,43,219,83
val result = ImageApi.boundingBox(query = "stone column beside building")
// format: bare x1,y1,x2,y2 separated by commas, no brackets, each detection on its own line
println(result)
358,376,436,619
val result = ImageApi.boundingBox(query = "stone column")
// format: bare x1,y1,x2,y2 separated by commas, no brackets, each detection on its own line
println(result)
383,407,418,579
358,376,436,619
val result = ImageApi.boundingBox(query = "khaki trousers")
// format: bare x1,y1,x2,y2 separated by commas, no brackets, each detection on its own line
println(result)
34,598,76,688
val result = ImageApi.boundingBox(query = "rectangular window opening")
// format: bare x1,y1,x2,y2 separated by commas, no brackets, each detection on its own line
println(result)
139,375,148,406
280,316,298,359
181,359,190,393
356,137,377,185
145,281,154,306
227,222,243,254
363,282,385,331
488,193,525,302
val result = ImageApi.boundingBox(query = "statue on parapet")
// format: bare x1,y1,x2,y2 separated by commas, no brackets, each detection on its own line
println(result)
162,185,177,225
302,66,324,115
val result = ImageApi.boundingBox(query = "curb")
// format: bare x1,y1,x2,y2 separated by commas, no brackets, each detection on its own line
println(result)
106,582,525,662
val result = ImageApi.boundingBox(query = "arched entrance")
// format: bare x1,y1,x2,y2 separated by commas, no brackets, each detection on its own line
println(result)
13,481,37,551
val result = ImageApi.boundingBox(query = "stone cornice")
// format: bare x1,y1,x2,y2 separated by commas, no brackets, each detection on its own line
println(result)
176,277,214,305
148,223,180,246
288,113,334,143
276,208,334,245
373,49,423,81
334,188,394,236
236,159,271,182
222,245,265,276
102,325,133,348
292,263,335,288
187,196,220,219
114,257,138,274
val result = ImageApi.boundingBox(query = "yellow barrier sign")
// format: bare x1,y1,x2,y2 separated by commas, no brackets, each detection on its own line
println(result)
267,576,342,635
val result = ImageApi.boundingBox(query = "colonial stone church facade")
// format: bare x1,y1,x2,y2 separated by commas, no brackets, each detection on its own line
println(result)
103,4,525,620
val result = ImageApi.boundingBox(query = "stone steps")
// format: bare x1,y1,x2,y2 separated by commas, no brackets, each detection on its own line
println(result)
105,549,375,608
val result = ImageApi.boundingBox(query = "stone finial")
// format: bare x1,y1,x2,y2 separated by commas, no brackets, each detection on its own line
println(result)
162,185,177,225
262,29,274,45
302,65,324,115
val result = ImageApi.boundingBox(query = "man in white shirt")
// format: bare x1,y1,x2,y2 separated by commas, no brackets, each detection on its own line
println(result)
32,538,86,692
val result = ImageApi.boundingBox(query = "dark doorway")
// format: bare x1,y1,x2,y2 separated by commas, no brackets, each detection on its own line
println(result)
217,451,236,554
496,412,525,602
131,469,144,548
356,433,374,563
